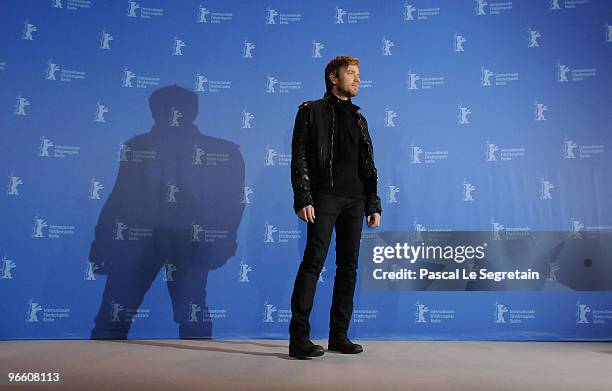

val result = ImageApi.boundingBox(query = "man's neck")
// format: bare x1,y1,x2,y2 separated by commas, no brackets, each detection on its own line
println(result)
331,90,350,101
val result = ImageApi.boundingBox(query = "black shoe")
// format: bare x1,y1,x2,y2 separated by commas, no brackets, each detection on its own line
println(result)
328,335,363,354
289,339,325,359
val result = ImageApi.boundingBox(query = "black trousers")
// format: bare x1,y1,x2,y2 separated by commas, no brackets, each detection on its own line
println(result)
289,193,365,341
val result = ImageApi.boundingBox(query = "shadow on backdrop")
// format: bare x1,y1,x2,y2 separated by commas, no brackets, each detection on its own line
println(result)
89,85,245,339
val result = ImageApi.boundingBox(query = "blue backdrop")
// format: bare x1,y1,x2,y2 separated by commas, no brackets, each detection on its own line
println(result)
1,0,611,340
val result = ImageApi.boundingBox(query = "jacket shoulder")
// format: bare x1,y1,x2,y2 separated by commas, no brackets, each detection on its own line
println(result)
298,98,324,110
298,100,312,109
357,111,369,125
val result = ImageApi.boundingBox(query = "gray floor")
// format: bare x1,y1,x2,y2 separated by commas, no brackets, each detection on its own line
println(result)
1,339,611,390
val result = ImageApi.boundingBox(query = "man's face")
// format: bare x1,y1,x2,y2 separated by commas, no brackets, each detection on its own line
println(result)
330,64,360,98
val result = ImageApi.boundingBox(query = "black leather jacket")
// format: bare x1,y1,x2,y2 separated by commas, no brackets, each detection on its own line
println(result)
291,92,382,217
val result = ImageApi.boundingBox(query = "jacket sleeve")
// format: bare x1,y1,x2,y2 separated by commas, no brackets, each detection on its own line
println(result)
358,115,383,217
291,103,314,214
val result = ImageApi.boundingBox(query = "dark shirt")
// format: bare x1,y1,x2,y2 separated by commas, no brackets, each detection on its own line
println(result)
317,94,365,200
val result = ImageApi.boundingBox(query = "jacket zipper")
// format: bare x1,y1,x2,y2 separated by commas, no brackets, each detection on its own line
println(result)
357,115,374,170
357,114,381,204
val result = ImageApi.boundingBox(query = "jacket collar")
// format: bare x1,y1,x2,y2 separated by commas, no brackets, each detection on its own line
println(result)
323,92,360,113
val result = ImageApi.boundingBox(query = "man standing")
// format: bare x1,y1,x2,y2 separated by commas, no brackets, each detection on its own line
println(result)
289,56,382,359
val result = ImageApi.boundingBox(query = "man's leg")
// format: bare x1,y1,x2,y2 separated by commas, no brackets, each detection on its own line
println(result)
329,198,364,339
289,194,341,341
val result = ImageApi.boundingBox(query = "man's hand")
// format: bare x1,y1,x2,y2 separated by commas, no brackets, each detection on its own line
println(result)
367,213,380,228
298,205,316,224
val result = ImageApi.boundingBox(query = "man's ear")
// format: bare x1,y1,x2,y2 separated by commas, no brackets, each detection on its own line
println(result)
328,72,337,86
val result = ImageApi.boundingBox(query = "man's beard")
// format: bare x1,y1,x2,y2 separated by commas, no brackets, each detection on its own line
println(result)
337,84,358,98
